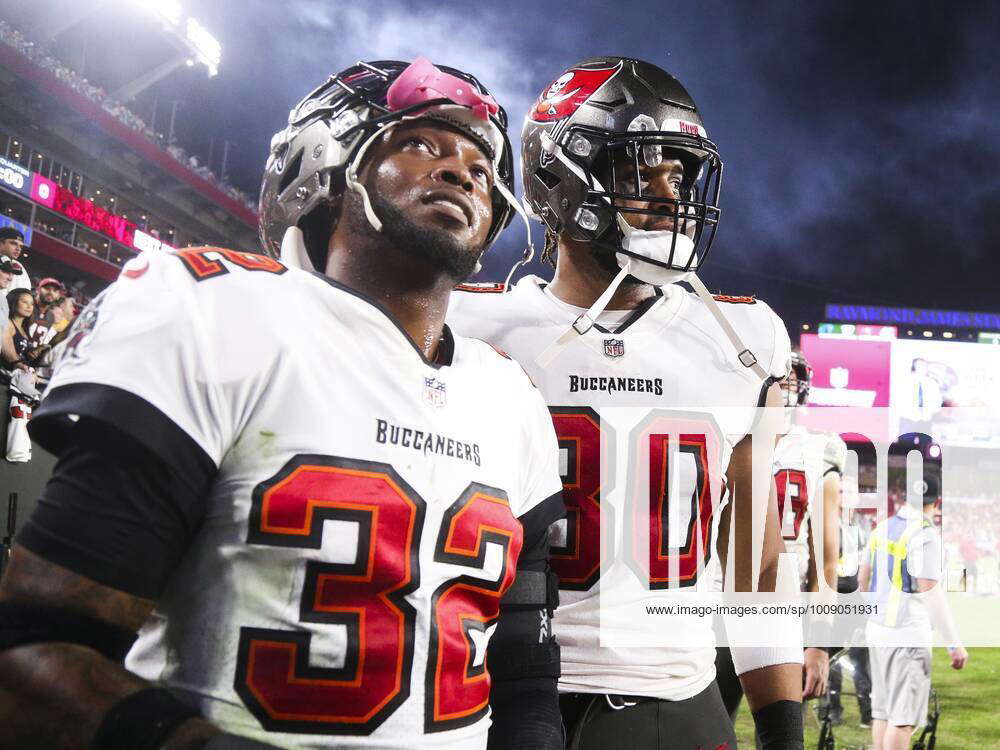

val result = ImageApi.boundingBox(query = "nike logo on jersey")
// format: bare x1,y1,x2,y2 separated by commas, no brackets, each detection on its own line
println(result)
568,374,664,396
375,417,482,465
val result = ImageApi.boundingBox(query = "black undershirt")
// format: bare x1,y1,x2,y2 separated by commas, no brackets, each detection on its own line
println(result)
19,415,215,599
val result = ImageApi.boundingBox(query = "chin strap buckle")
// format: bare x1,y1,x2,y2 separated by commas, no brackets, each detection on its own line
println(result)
605,694,638,710
738,348,758,369
572,314,595,335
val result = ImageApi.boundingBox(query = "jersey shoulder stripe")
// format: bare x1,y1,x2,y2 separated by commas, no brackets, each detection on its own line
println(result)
454,281,507,293
712,293,756,305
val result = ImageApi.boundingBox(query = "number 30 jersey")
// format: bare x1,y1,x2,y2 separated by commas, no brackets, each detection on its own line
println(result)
772,425,847,587
448,276,791,701
29,249,564,749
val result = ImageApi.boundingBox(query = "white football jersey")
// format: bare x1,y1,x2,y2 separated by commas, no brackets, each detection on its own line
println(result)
448,276,791,701
38,249,563,749
772,425,846,588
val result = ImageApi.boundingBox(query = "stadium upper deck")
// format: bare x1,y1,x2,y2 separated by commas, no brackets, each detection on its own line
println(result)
0,6,260,295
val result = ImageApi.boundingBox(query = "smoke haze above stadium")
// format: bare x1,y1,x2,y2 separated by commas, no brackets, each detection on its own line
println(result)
171,0,1000,325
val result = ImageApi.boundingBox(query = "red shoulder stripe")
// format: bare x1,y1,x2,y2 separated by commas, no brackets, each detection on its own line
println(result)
454,282,506,293
486,342,511,360
712,294,756,305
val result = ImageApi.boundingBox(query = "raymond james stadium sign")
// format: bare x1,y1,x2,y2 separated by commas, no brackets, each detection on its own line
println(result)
826,303,1000,331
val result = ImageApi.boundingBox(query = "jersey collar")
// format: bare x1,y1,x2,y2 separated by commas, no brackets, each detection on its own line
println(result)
311,272,455,368
520,275,683,339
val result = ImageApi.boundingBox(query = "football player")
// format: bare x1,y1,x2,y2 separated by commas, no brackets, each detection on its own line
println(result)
449,57,803,750
0,59,565,750
716,352,845,716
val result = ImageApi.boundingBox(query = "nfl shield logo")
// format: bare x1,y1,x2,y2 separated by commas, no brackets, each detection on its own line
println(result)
830,366,849,390
603,338,625,359
423,377,447,408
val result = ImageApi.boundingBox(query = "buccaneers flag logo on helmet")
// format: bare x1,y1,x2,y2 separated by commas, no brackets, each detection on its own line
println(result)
530,62,622,122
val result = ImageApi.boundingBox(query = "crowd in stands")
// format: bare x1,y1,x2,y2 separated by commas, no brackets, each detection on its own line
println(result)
0,226,82,460
0,20,257,214
31,216,74,244
1,227,79,376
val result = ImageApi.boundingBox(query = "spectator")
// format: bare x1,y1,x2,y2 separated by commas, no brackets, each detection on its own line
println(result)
0,228,30,291
2,289,35,370
29,295,76,386
29,277,65,346
859,477,968,750
45,296,76,346
0,258,23,322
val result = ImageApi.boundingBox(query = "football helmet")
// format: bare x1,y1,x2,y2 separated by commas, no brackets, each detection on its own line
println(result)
782,351,813,406
525,58,766,380
521,56,722,284
259,58,520,271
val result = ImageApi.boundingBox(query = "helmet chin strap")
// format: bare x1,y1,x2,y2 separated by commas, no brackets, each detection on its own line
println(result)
535,260,632,367
345,123,399,233
280,226,315,271
495,179,535,287
686,272,768,380
534,133,767,380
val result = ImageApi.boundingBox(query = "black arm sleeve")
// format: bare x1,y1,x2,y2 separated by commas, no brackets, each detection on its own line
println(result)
487,492,564,750
17,413,216,599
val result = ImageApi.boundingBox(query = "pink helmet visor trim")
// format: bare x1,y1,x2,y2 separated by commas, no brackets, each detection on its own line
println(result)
386,56,499,121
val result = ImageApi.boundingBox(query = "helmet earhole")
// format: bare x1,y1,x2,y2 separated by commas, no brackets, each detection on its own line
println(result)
278,149,305,195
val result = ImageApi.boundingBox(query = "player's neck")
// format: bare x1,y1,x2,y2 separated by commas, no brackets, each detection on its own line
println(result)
548,238,656,310
325,242,454,363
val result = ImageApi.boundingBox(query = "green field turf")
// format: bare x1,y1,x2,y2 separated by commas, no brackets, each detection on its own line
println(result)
733,647,1000,749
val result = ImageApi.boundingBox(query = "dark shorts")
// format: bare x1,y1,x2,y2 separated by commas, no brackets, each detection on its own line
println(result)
561,681,737,750
715,646,744,719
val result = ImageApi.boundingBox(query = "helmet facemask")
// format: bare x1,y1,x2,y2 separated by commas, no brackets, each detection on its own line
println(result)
781,353,813,407
535,123,722,285
606,136,720,281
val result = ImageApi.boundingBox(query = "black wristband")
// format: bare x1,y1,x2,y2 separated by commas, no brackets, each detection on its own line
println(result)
753,699,804,750
0,601,138,663
90,687,202,750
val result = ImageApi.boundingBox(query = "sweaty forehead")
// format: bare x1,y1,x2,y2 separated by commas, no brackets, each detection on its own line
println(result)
388,120,492,163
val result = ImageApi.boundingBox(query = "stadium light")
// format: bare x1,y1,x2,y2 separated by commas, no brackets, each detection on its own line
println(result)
942,331,954,339
134,0,183,28
185,18,221,77
922,330,933,337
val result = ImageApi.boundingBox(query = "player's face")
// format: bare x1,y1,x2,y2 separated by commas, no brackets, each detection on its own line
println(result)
610,155,692,235
0,238,23,260
0,270,10,288
365,122,494,250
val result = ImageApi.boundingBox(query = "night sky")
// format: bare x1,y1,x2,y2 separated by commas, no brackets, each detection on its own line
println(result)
134,0,1000,328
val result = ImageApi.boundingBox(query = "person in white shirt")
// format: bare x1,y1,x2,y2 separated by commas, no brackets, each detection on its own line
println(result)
0,228,30,291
